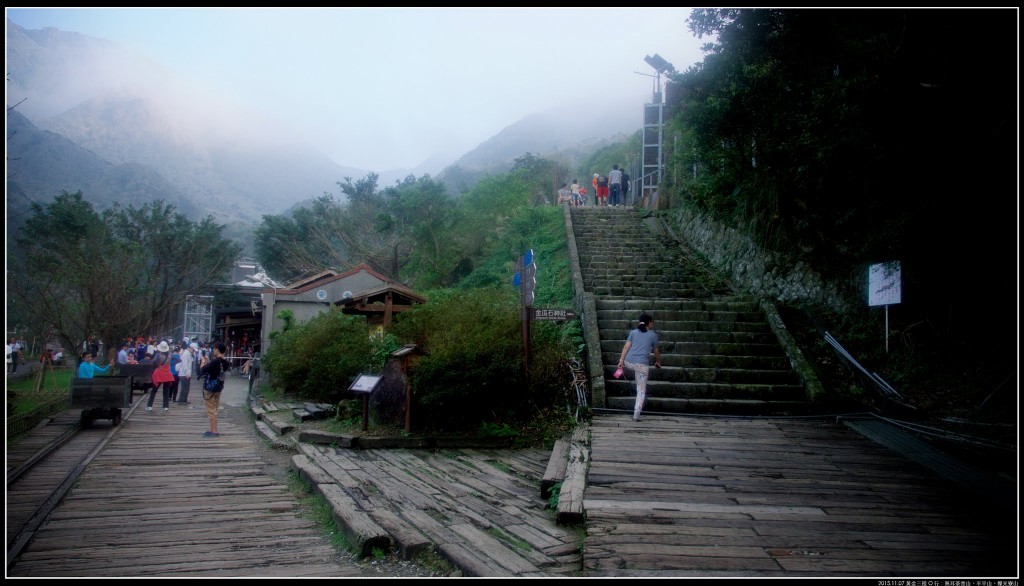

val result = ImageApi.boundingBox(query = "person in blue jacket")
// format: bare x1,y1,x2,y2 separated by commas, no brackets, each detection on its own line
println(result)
77,351,111,378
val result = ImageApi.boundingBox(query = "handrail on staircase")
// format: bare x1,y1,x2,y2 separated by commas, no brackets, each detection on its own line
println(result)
632,170,660,209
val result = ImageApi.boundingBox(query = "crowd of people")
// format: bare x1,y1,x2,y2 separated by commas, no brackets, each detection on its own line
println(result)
70,333,255,438
6,337,26,374
554,166,631,207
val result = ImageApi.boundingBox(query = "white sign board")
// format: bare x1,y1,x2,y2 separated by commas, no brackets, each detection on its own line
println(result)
348,374,382,394
868,262,902,307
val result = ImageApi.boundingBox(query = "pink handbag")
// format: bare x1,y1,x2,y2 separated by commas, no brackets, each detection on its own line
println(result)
613,367,624,379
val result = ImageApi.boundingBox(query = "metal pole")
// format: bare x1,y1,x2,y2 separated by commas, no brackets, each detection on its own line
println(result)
885,305,889,353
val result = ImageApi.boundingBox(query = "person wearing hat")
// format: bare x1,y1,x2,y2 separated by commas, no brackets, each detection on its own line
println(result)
146,340,176,412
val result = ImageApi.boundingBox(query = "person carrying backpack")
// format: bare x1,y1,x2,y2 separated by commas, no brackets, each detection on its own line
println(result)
596,174,609,207
199,342,228,437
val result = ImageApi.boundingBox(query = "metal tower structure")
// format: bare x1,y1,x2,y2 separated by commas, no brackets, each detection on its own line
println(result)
183,294,214,342
638,54,675,209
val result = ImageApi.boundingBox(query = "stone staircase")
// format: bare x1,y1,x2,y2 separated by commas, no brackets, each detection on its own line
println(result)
567,206,816,415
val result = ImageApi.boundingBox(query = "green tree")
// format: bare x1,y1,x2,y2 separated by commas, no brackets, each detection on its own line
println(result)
380,175,463,289
666,8,1016,396
510,153,566,207
9,191,240,365
254,173,409,283
261,308,371,400
578,134,641,192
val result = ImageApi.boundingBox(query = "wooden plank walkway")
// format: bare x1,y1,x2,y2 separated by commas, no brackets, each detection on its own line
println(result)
9,376,1016,578
293,443,582,577
7,396,380,577
581,413,1017,577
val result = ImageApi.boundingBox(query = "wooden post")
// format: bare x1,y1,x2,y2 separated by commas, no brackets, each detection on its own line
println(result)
361,394,369,432
403,359,412,433
384,291,394,328
521,305,530,390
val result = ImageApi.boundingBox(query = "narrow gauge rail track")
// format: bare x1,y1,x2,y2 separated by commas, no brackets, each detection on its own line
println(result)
6,399,144,569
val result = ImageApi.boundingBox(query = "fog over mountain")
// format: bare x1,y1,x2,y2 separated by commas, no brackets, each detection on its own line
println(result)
6,19,641,224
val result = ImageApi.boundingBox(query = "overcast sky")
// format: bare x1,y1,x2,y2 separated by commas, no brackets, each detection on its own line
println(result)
6,7,708,172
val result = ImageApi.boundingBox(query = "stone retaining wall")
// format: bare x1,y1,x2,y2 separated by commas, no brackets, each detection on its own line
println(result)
664,208,855,315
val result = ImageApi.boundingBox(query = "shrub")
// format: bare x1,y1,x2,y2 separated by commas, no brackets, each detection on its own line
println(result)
391,287,575,433
262,308,371,401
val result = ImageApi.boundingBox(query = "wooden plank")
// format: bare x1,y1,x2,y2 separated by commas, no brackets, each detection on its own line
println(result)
555,442,587,524
319,483,391,558
437,541,509,577
369,508,431,561
448,522,541,574
540,437,571,499
290,453,334,485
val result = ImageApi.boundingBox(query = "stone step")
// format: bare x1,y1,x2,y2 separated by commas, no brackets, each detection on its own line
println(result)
603,379,808,401
598,329,780,345
602,365,800,385
605,395,814,416
584,285,721,298
596,309,766,323
597,318,771,333
581,268,705,279
594,297,760,312
600,352,790,370
599,339,786,357
569,206,813,416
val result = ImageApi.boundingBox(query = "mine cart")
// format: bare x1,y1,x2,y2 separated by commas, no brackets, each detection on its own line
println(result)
70,376,132,428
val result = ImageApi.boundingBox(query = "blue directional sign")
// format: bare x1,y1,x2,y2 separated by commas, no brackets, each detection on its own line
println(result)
513,249,536,307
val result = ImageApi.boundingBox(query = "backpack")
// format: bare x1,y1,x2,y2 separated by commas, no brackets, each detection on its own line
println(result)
170,353,182,375
203,358,224,392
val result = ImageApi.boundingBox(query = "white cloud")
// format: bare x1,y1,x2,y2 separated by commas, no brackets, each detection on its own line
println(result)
6,7,706,172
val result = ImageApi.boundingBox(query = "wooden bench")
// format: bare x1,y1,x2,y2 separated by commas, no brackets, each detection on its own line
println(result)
113,363,157,396
70,376,132,427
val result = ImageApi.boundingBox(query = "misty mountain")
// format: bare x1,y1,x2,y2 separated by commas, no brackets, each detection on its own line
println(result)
5,19,367,224
6,19,639,227
5,108,200,218
436,98,639,194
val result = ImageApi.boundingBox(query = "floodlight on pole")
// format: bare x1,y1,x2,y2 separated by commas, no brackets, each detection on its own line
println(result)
643,53,675,75
638,54,676,207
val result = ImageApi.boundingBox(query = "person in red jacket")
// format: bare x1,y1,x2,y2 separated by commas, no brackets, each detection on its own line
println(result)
146,341,175,413
596,174,609,207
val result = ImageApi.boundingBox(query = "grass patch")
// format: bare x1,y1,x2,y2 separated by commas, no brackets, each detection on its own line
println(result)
413,546,458,576
6,368,74,411
487,527,532,552
485,459,511,474
547,482,562,510
288,472,352,550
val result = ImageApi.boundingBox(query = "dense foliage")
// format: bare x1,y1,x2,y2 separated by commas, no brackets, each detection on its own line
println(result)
663,9,1017,409
255,169,580,432
8,191,241,364
261,309,375,401
389,287,574,432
